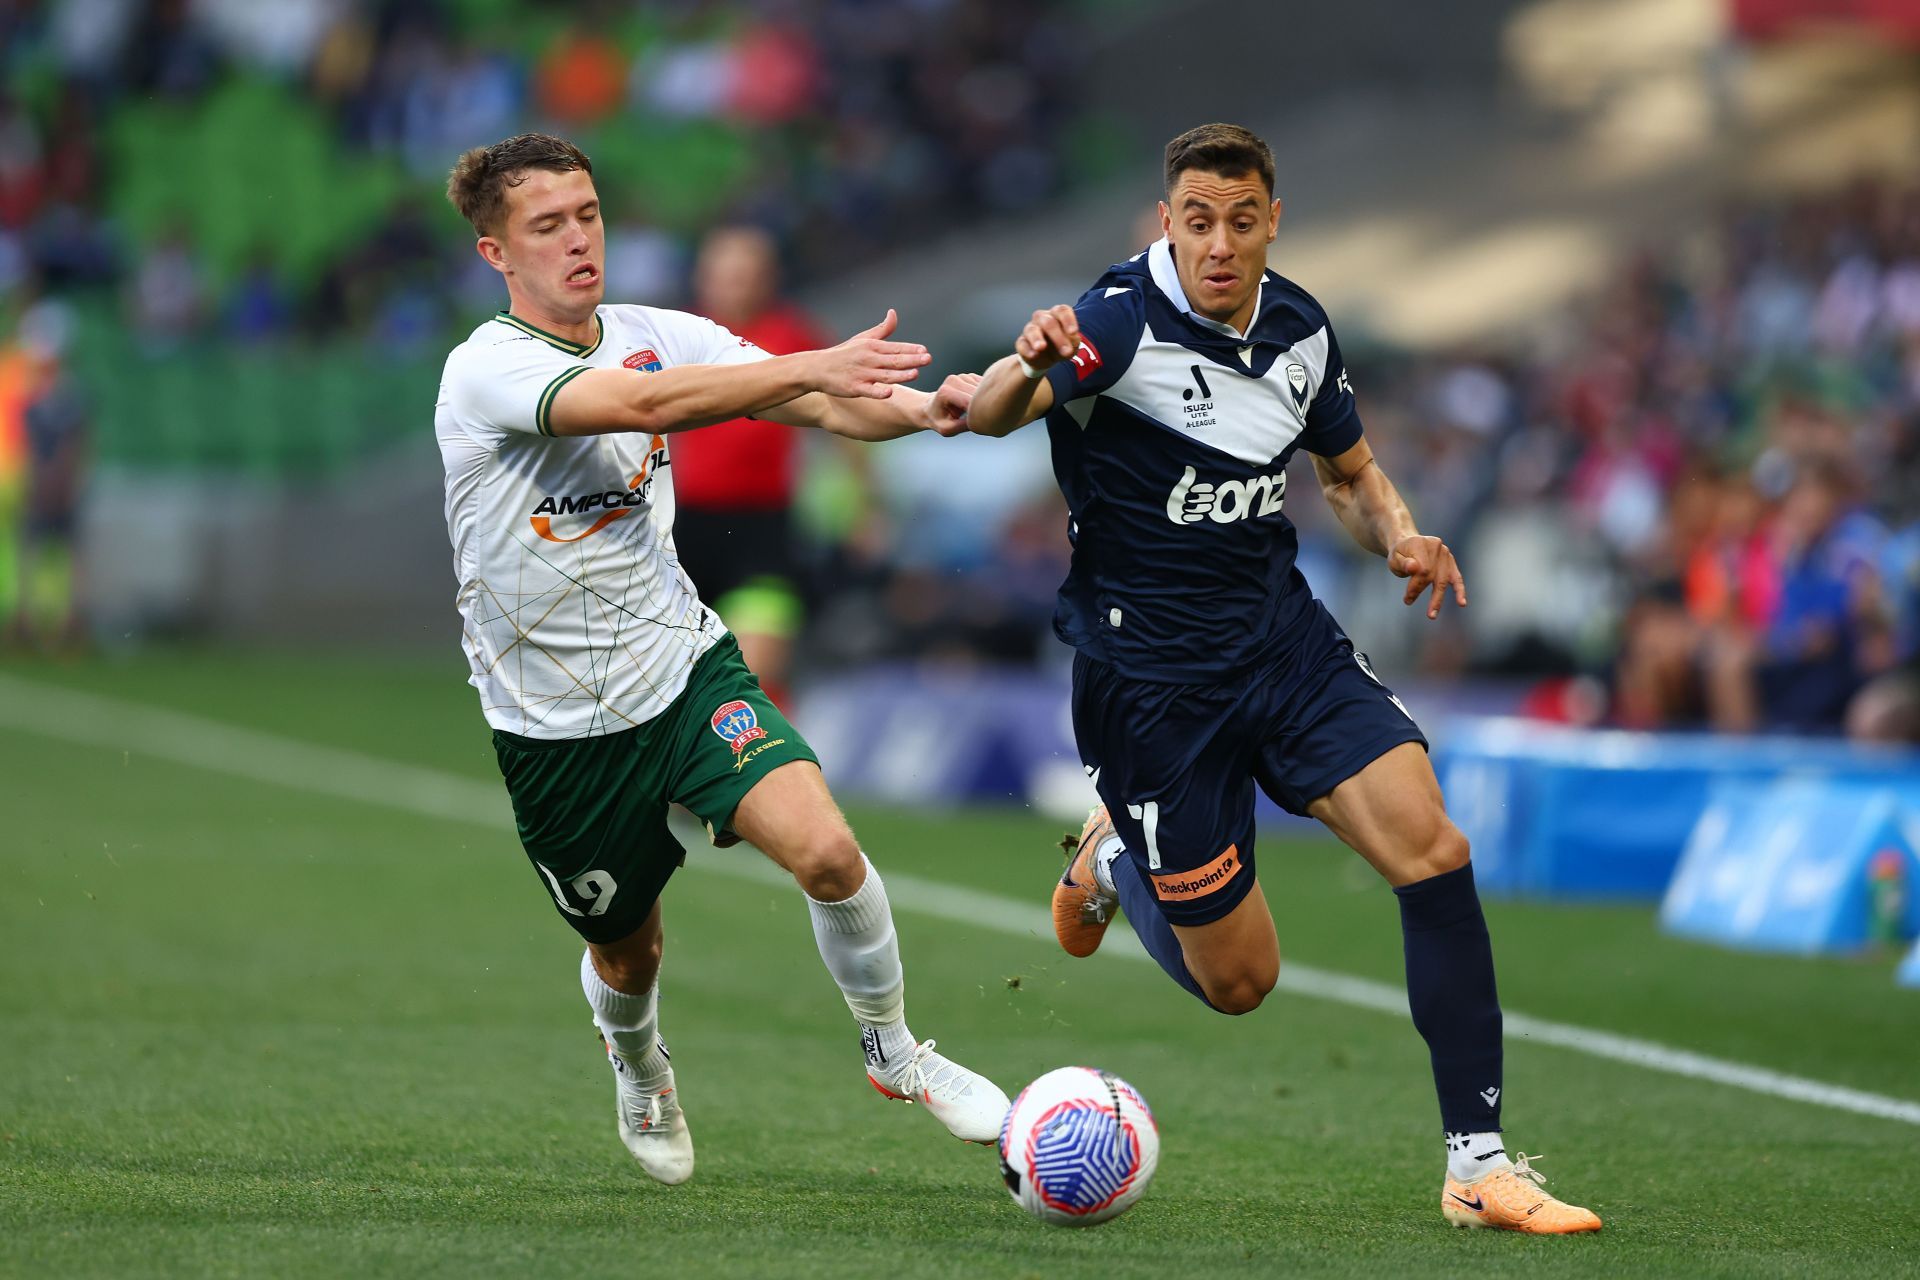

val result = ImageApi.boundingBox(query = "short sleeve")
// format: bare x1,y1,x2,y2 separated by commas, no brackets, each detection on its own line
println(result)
445,333,585,442
1043,287,1146,404
645,308,775,369
1299,319,1363,456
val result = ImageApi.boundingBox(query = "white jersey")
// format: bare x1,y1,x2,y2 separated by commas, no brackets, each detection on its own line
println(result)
435,305,770,738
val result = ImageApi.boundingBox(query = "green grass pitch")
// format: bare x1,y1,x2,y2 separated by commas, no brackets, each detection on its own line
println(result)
2,651,1917,1278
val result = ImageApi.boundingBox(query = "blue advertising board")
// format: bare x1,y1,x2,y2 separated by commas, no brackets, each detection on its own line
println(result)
1660,778,1920,954
1435,719,1920,901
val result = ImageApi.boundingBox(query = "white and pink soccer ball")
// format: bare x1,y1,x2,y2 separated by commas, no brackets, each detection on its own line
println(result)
997,1066,1159,1227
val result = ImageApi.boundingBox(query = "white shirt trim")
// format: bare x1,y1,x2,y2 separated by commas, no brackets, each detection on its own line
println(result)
1145,237,1263,340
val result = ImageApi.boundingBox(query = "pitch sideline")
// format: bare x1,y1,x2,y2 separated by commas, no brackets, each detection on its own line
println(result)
4,671,1916,1128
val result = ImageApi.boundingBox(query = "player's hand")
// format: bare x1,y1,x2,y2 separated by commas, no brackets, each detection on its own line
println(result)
1014,305,1080,374
814,310,931,399
1389,534,1467,619
927,373,981,436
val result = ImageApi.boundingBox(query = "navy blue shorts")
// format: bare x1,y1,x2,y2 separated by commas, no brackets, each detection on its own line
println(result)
1070,602,1427,926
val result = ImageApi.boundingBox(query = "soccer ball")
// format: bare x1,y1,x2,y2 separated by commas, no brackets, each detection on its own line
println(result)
997,1066,1159,1227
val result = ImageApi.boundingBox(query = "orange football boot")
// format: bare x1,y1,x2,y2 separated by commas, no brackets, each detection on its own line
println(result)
1442,1153,1601,1234
1052,806,1120,957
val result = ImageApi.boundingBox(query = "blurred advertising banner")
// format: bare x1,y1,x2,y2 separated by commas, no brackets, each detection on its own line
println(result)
1662,778,1920,953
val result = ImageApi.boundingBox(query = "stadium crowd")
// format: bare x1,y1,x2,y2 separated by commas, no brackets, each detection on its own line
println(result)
1,2,1916,740
0,0,1086,344
1312,178,1920,741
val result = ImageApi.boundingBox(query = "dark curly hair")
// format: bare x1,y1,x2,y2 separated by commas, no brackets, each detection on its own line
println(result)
446,133,594,237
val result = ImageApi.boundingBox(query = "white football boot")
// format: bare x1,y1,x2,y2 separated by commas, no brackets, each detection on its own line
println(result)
867,1039,1011,1145
607,1037,694,1185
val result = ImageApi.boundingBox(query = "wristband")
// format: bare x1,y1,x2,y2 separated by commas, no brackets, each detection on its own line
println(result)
1016,355,1044,381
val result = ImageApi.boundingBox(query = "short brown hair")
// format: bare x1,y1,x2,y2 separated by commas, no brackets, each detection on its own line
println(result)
1163,123,1274,196
446,133,594,236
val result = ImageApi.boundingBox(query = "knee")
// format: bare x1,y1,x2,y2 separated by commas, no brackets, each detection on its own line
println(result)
790,824,865,902
1202,961,1279,1017
594,932,662,994
1207,984,1265,1015
1393,818,1470,885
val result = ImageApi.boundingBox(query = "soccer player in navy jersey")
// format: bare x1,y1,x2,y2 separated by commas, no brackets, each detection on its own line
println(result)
942,123,1600,1233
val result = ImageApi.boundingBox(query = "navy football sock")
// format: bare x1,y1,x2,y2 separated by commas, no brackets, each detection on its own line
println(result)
1394,862,1504,1134
1112,856,1215,1008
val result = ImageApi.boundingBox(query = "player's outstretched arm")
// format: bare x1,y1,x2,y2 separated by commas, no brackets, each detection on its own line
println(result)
760,361,980,442
954,305,1081,438
546,310,931,437
750,316,985,441
1313,438,1467,620
758,384,930,441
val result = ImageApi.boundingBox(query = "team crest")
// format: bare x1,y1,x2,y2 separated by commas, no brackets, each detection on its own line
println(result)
1286,363,1308,406
710,699,767,752
623,348,664,372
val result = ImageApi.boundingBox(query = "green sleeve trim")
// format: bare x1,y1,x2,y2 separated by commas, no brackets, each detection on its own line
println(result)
536,366,591,436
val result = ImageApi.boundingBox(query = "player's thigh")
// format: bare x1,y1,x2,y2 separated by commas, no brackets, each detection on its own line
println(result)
1306,741,1467,887
1170,877,1278,1007
1079,663,1265,937
492,726,683,945
729,760,865,900
1249,622,1443,884
1251,625,1427,821
665,635,855,895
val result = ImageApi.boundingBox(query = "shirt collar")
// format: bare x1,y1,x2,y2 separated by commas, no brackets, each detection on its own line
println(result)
1146,237,1264,340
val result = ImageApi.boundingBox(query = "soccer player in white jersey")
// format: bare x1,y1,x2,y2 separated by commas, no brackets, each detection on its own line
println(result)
435,133,1008,1185
936,124,1600,1233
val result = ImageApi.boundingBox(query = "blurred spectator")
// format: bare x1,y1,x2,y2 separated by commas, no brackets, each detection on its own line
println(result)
1745,459,1890,729
1614,454,1893,733
0,313,28,637
636,29,735,120
195,0,337,76
47,0,140,89
603,219,686,306
225,250,293,344
677,224,832,706
0,98,46,230
1615,467,1757,731
15,300,88,649
125,0,222,99
535,28,627,126
726,22,822,124
309,196,444,349
127,228,206,345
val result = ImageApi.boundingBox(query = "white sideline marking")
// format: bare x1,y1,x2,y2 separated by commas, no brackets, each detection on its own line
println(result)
5,672,1918,1128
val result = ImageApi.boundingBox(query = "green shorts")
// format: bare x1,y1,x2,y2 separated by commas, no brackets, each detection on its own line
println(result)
491,633,818,944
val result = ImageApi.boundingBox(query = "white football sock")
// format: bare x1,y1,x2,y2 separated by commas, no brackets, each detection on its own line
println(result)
1092,833,1125,896
806,854,916,1073
1446,1130,1511,1181
580,949,668,1079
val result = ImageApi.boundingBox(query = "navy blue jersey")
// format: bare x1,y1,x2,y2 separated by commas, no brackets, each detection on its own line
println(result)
1041,239,1364,681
